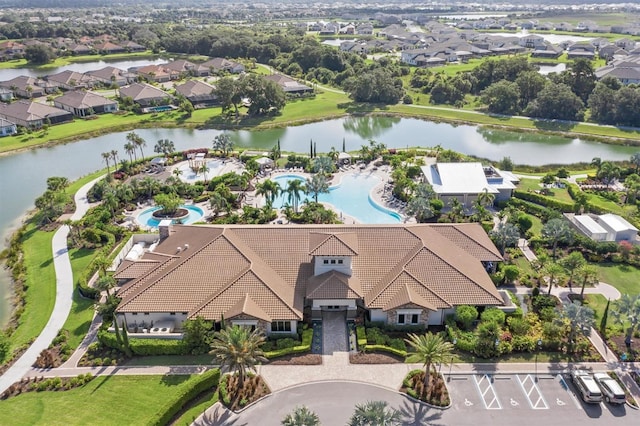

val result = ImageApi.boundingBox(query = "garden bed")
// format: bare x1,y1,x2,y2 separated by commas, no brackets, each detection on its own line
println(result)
267,353,322,365
400,369,450,407
349,351,403,364
0,374,94,400
607,334,640,362
218,374,270,412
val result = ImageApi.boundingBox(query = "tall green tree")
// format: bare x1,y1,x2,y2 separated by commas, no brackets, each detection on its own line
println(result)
542,218,573,259
213,133,234,157
489,222,520,255
305,174,330,203
405,332,453,390
312,156,335,175
154,139,175,157
612,294,640,348
209,325,267,389
127,132,147,160
523,82,585,121
255,179,281,209
560,251,586,289
286,179,306,213
480,80,521,115
555,301,595,353
543,262,565,295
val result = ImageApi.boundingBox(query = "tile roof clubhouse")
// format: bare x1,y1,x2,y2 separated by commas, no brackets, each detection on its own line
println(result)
114,224,503,331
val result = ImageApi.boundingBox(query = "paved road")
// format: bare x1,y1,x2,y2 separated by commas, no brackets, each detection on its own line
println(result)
0,176,104,394
199,379,640,426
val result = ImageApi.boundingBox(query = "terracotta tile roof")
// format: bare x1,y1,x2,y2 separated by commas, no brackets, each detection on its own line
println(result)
383,282,438,311
224,293,271,322
113,260,161,280
115,224,503,320
307,271,363,299
309,232,359,256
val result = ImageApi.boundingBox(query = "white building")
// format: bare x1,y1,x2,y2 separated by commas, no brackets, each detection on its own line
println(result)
570,213,638,242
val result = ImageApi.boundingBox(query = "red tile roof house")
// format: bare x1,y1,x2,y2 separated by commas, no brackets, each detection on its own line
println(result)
46,70,97,91
0,100,73,129
0,76,47,98
112,223,504,337
118,82,174,108
53,91,119,117
135,64,176,83
85,66,135,87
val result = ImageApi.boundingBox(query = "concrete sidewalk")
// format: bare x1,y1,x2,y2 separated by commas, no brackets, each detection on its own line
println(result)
0,176,104,394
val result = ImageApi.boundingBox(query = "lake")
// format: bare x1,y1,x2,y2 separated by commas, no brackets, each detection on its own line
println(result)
0,116,638,324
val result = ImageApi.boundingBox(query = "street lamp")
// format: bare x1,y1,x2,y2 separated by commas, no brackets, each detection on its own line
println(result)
448,338,457,382
535,339,543,382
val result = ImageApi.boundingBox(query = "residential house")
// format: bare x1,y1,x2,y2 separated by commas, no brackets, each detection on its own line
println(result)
615,38,636,51
0,100,73,129
121,40,146,52
595,62,640,85
135,64,175,83
567,43,596,60
356,24,374,35
599,45,627,61
518,34,545,49
85,66,134,87
53,91,118,117
119,82,173,107
0,40,25,60
0,87,12,102
200,58,245,75
113,223,504,335
93,41,125,55
67,43,93,55
174,80,217,107
0,76,47,98
0,117,17,136
264,74,313,94
46,70,96,91
420,162,517,208
531,43,563,59
163,60,198,77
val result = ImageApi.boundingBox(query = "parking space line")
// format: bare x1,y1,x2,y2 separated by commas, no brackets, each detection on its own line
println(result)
516,374,549,409
474,374,502,410
557,374,583,410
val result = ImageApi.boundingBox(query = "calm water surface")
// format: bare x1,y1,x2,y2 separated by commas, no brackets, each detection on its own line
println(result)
0,116,638,323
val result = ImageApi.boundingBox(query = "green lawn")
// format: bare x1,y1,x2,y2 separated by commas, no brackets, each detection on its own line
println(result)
0,375,206,426
516,178,573,203
62,246,97,350
123,354,215,366
583,294,609,322
9,223,56,353
172,390,218,426
595,263,640,296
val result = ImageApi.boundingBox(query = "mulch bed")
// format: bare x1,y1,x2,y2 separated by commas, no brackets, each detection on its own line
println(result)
267,353,322,365
349,351,403,364
608,334,640,361
400,370,450,407
222,374,270,412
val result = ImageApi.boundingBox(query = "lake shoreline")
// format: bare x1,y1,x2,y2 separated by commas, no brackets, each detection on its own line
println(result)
2,109,640,158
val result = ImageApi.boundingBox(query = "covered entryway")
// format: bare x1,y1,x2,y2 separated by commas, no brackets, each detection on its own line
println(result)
321,310,348,354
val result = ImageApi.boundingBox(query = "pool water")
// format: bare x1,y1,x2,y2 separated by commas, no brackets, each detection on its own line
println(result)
272,173,402,224
136,205,205,228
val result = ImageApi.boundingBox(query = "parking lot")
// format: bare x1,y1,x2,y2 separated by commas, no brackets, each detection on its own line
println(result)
446,373,636,423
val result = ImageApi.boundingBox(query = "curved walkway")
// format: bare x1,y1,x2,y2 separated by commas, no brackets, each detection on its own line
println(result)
0,176,104,394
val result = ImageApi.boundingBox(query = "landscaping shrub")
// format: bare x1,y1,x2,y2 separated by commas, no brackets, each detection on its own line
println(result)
455,305,478,330
513,190,575,212
363,344,407,357
480,308,506,325
389,338,407,352
97,330,188,356
356,326,367,347
263,328,312,359
366,327,388,345
147,369,220,426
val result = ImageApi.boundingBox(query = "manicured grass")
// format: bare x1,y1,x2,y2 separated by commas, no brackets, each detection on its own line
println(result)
516,178,573,202
62,246,96,350
513,256,535,276
583,294,609,322
0,375,205,426
123,354,215,366
9,223,56,353
171,389,219,426
595,263,640,296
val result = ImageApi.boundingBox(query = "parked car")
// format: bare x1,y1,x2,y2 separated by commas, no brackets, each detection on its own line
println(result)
571,369,603,403
593,373,626,405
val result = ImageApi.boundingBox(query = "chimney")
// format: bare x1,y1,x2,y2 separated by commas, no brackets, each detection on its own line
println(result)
158,220,173,240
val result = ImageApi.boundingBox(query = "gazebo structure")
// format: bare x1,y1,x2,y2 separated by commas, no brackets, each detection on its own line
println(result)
255,156,275,171
338,152,352,165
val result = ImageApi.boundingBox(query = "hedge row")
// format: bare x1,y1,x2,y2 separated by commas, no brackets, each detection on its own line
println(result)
363,344,407,358
147,369,220,426
98,330,189,356
264,328,313,359
513,190,575,212
356,326,367,347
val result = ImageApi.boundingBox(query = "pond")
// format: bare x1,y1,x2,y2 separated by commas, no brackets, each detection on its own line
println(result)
0,115,638,324
0,58,169,81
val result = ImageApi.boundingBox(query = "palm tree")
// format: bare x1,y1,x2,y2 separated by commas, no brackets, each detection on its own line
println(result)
199,163,210,184
209,192,228,218
94,275,116,297
154,138,175,157
543,262,565,295
489,222,519,255
348,401,401,426
209,325,267,390
255,179,281,209
560,251,586,290
172,167,183,179
597,161,621,188
578,264,599,298
101,152,111,174
447,198,464,221
477,188,495,208
312,156,334,175
612,294,640,348
110,149,119,169
406,196,434,223
305,174,329,203
127,132,146,160
124,141,137,163
328,147,339,162
555,301,594,353
140,176,159,200
213,133,234,157
542,218,573,259
286,179,306,213
102,190,118,217
590,157,602,175
405,332,453,390
281,405,320,426
631,152,640,173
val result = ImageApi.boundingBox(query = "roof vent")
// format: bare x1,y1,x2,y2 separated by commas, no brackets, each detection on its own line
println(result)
176,247,182,253
184,243,189,250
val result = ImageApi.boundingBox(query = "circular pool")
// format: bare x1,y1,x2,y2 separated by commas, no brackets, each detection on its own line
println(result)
136,205,205,228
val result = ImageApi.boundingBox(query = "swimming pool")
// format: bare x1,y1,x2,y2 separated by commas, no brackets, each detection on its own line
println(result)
271,173,402,224
136,205,205,228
